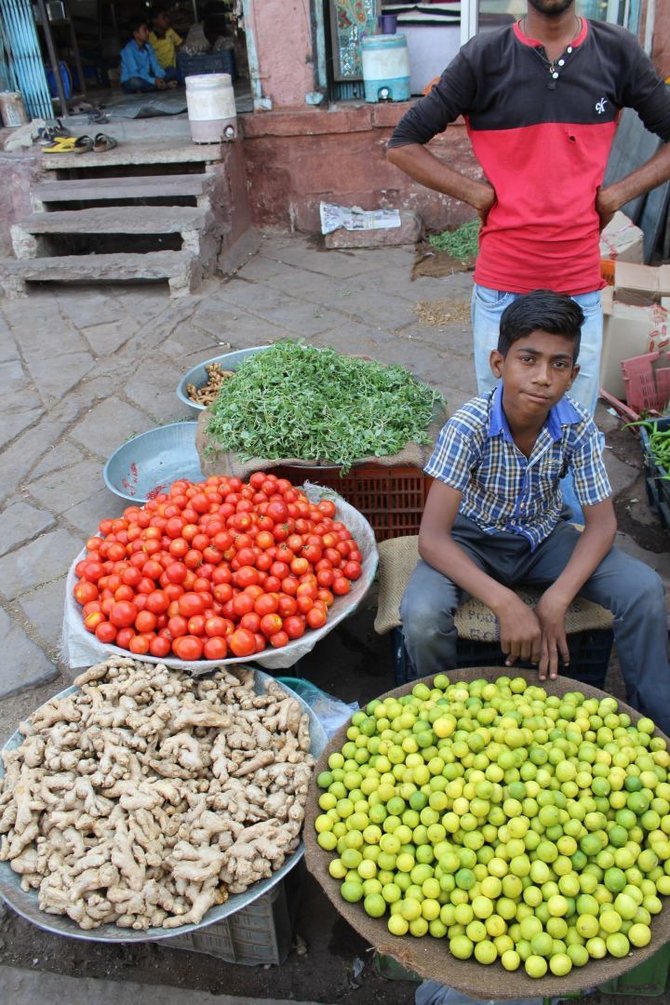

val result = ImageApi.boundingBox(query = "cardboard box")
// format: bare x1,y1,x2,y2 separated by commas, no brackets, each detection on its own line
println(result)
599,211,644,264
614,262,670,306
600,296,669,400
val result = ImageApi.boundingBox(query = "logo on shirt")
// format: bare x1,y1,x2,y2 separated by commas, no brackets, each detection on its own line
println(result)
595,97,608,115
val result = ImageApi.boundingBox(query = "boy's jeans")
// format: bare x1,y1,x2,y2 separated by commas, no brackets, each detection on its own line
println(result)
471,284,603,417
400,516,670,735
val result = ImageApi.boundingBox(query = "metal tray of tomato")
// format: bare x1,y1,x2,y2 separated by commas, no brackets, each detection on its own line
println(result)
303,667,670,999
0,666,327,942
62,484,378,673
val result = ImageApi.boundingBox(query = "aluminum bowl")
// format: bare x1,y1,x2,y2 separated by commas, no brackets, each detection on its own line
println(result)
0,666,328,942
176,345,270,415
103,422,202,503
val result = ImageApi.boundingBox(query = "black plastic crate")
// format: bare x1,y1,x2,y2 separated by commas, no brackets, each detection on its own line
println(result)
177,50,235,79
392,626,613,689
641,418,670,532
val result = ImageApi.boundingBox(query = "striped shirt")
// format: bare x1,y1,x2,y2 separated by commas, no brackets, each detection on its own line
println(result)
425,387,611,550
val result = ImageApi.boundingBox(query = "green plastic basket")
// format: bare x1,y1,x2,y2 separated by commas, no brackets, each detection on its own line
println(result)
598,942,670,996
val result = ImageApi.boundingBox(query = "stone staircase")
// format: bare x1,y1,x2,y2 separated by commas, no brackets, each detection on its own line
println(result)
0,120,258,298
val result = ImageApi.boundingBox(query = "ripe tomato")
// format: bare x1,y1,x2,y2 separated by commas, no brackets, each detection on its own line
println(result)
109,600,139,628
269,630,289,649
177,592,207,618
306,605,327,630
232,593,255,618
81,561,104,583
343,560,362,580
259,613,283,638
95,621,117,644
84,611,105,633
227,628,256,658
204,615,229,638
167,614,188,638
129,634,150,655
277,594,298,618
254,593,279,617
332,576,351,596
145,590,169,615
240,611,261,633
187,615,206,636
235,565,260,589
135,610,157,634
283,615,305,640
172,635,204,661
73,580,99,606
149,635,171,658
267,500,289,524
203,636,228,660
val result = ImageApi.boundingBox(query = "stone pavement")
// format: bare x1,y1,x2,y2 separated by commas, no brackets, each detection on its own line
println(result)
0,232,669,1001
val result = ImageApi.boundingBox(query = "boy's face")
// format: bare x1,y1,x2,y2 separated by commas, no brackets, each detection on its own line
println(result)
490,329,579,418
134,24,150,43
155,12,169,30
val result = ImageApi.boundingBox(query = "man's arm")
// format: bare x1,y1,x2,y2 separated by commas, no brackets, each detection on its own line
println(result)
597,143,670,229
418,480,544,665
387,144,495,222
534,498,617,679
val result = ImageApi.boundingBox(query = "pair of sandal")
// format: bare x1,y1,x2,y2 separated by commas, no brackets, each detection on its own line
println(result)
43,133,118,154
37,119,70,144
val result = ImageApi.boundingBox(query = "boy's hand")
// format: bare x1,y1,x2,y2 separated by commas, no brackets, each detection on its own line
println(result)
497,594,542,667
534,591,570,681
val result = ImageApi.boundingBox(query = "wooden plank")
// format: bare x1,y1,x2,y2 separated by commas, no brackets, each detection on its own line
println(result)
16,206,206,235
33,173,211,203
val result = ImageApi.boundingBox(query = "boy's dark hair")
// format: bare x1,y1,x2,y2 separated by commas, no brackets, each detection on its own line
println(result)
128,13,149,33
497,290,584,362
151,6,168,20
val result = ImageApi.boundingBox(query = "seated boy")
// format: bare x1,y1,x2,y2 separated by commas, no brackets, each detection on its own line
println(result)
400,289,670,735
149,8,183,73
120,18,178,94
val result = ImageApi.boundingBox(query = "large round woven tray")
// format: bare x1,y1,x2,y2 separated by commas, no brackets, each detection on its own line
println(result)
304,667,670,998
0,667,327,943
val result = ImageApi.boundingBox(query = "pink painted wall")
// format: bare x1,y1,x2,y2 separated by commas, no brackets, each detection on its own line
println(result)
247,0,316,108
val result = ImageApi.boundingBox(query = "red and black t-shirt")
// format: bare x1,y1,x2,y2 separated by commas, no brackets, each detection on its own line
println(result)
389,20,670,294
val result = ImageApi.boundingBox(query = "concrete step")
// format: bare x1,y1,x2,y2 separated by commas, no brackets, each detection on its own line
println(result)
0,250,201,298
33,173,213,205
42,138,224,170
15,206,206,236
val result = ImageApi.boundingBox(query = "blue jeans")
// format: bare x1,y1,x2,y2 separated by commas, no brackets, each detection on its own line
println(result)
471,284,603,417
400,516,670,735
121,68,178,93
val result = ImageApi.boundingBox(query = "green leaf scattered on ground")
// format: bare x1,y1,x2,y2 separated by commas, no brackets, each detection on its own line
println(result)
427,219,480,259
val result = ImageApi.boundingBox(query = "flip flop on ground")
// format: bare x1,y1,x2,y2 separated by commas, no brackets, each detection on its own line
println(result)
93,133,118,152
74,135,95,153
42,136,78,153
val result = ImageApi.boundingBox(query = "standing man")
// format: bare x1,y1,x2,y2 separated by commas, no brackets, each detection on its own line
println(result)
387,1,670,415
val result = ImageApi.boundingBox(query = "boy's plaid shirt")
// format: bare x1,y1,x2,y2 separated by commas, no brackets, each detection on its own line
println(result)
425,387,611,551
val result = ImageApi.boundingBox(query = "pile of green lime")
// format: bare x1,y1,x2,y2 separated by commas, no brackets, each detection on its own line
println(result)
313,675,670,979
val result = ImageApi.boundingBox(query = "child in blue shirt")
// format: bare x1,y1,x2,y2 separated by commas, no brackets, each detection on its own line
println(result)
401,290,670,734
120,18,178,93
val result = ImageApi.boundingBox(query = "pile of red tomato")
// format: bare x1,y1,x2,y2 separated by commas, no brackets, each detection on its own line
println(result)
73,472,364,661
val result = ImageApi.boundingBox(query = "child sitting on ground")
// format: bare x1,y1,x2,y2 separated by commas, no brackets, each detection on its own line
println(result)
149,8,183,73
120,17,178,93
400,289,670,735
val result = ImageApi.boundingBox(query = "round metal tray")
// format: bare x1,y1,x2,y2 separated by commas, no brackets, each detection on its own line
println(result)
0,666,327,942
176,345,270,416
103,422,203,504
62,485,378,674
304,667,670,999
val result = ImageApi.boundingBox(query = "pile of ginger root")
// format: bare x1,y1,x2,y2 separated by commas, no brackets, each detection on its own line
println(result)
0,656,315,931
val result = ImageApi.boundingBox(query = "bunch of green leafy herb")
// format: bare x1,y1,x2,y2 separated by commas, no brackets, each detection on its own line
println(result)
206,340,444,473
427,219,480,259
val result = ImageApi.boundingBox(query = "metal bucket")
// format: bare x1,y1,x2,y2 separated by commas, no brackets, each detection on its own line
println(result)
0,91,28,127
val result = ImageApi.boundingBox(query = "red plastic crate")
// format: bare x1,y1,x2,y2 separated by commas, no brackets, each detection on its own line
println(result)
621,351,670,414
270,463,432,541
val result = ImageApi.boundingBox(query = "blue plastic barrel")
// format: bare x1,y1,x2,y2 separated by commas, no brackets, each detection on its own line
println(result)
361,34,410,103
45,61,72,99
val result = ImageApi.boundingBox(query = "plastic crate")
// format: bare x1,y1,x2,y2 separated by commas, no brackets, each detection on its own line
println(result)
641,417,670,532
158,865,302,965
621,351,670,415
598,942,670,996
178,49,236,79
391,625,613,688
271,464,432,542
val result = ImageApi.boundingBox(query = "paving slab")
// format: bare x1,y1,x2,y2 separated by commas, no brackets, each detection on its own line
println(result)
0,398,82,507
26,458,111,516
29,440,86,480
26,351,96,404
0,967,320,1005
0,501,55,556
17,578,68,653
0,609,57,698
1,405,45,450
68,398,155,458
0,527,83,601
